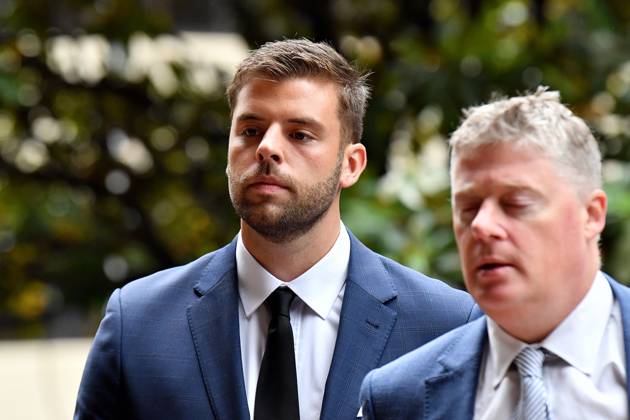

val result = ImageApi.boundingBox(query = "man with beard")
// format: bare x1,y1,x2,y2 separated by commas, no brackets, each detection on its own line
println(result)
74,39,477,420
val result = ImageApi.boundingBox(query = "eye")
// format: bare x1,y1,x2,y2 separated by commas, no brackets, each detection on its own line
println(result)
239,127,261,138
501,196,534,214
454,202,480,224
504,201,528,210
459,207,479,223
289,131,314,142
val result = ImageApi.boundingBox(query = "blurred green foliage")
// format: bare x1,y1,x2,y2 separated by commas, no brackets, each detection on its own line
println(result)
1,0,630,337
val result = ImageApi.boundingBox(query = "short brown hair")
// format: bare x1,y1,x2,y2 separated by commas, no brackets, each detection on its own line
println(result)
227,39,371,144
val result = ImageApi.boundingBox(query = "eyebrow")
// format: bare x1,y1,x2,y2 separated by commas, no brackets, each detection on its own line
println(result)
235,113,264,123
234,113,325,131
452,184,540,201
451,190,476,205
286,117,325,132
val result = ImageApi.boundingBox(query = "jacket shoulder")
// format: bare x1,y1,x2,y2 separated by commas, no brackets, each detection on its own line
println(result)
365,317,485,398
377,253,477,321
118,241,236,309
380,253,470,298
371,322,468,388
349,231,472,304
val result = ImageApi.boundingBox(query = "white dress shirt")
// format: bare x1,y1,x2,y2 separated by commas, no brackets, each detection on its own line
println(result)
474,272,627,420
237,223,350,420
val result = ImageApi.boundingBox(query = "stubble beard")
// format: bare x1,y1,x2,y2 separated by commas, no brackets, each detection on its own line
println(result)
227,158,343,243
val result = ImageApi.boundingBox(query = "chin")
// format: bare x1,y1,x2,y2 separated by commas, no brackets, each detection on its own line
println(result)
473,285,524,312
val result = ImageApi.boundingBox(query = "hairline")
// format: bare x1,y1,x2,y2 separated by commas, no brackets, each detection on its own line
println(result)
230,72,354,145
449,139,599,201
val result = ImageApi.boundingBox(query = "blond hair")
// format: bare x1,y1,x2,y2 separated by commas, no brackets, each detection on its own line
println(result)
449,86,601,197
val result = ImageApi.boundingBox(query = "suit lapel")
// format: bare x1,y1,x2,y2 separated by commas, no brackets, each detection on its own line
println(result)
187,240,249,420
424,317,487,420
607,276,630,413
320,232,398,420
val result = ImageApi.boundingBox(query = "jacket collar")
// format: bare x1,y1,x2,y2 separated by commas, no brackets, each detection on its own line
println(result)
424,317,487,420
606,274,630,414
187,237,249,420
320,229,399,419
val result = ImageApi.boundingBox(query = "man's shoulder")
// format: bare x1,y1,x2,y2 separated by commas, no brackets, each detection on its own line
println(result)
378,251,468,296
118,240,236,307
347,231,477,328
366,316,487,392
348,230,471,298
608,274,630,300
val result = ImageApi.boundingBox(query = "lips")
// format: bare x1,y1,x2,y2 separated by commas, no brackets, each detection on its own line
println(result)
246,175,291,194
475,258,514,274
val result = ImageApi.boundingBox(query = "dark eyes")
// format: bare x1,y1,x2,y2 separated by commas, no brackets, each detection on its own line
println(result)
289,131,313,141
240,127,260,137
238,128,314,142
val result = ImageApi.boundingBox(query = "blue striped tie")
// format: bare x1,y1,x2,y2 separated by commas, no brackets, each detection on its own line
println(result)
514,347,551,420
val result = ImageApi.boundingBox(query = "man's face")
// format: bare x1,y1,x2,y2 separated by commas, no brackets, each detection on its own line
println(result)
226,77,345,242
451,142,596,318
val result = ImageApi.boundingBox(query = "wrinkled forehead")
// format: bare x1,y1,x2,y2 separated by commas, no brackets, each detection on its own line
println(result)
450,142,559,183
452,138,568,177
449,141,587,201
450,137,551,162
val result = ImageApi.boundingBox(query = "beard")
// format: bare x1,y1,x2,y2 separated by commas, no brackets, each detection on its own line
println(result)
227,157,342,243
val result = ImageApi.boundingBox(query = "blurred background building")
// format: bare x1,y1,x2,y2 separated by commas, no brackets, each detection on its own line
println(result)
1,0,630,418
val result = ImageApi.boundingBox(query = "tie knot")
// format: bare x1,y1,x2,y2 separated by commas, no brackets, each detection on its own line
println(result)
514,346,545,379
267,287,296,318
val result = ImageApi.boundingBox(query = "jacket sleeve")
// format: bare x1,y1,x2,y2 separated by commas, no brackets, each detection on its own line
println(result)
359,370,378,420
74,289,130,419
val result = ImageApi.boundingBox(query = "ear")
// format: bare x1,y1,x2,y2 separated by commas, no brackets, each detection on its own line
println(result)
339,142,367,189
584,189,607,241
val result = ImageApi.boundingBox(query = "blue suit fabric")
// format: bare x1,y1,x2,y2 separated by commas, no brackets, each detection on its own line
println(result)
75,230,477,420
360,275,630,420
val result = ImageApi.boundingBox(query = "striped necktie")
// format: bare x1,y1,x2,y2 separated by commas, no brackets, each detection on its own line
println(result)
514,346,551,420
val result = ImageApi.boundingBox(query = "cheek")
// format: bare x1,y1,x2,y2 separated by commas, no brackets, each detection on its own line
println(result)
453,225,471,253
228,143,251,165
454,231,475,272
538,207,581,246
520,215,578,274
452,220,465,244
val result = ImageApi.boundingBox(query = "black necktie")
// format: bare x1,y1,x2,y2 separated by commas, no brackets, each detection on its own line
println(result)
254,287,300,420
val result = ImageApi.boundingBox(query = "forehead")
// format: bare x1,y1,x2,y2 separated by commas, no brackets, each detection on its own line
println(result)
451,143,567,196
230,77,342,137
234,76,340,109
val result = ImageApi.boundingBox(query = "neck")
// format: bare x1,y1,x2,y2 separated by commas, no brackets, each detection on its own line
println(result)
240,206,342,281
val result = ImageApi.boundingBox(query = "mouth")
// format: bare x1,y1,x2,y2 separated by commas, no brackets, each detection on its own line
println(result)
479,262,506,270
246,176,291,194
475,260,514,275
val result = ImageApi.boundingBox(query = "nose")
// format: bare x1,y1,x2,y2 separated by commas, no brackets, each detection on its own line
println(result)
470,201,506,241
256,125,283,164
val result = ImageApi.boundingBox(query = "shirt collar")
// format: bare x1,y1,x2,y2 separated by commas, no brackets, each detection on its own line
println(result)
486,318,527,389
236,222,350,320
541,271,613,375
486,271,613,388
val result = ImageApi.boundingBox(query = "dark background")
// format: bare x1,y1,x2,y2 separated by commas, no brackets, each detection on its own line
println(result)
2,0,630,338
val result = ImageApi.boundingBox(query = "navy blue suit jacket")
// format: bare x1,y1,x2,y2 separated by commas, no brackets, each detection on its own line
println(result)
75,230,477,420
360,275,630,420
